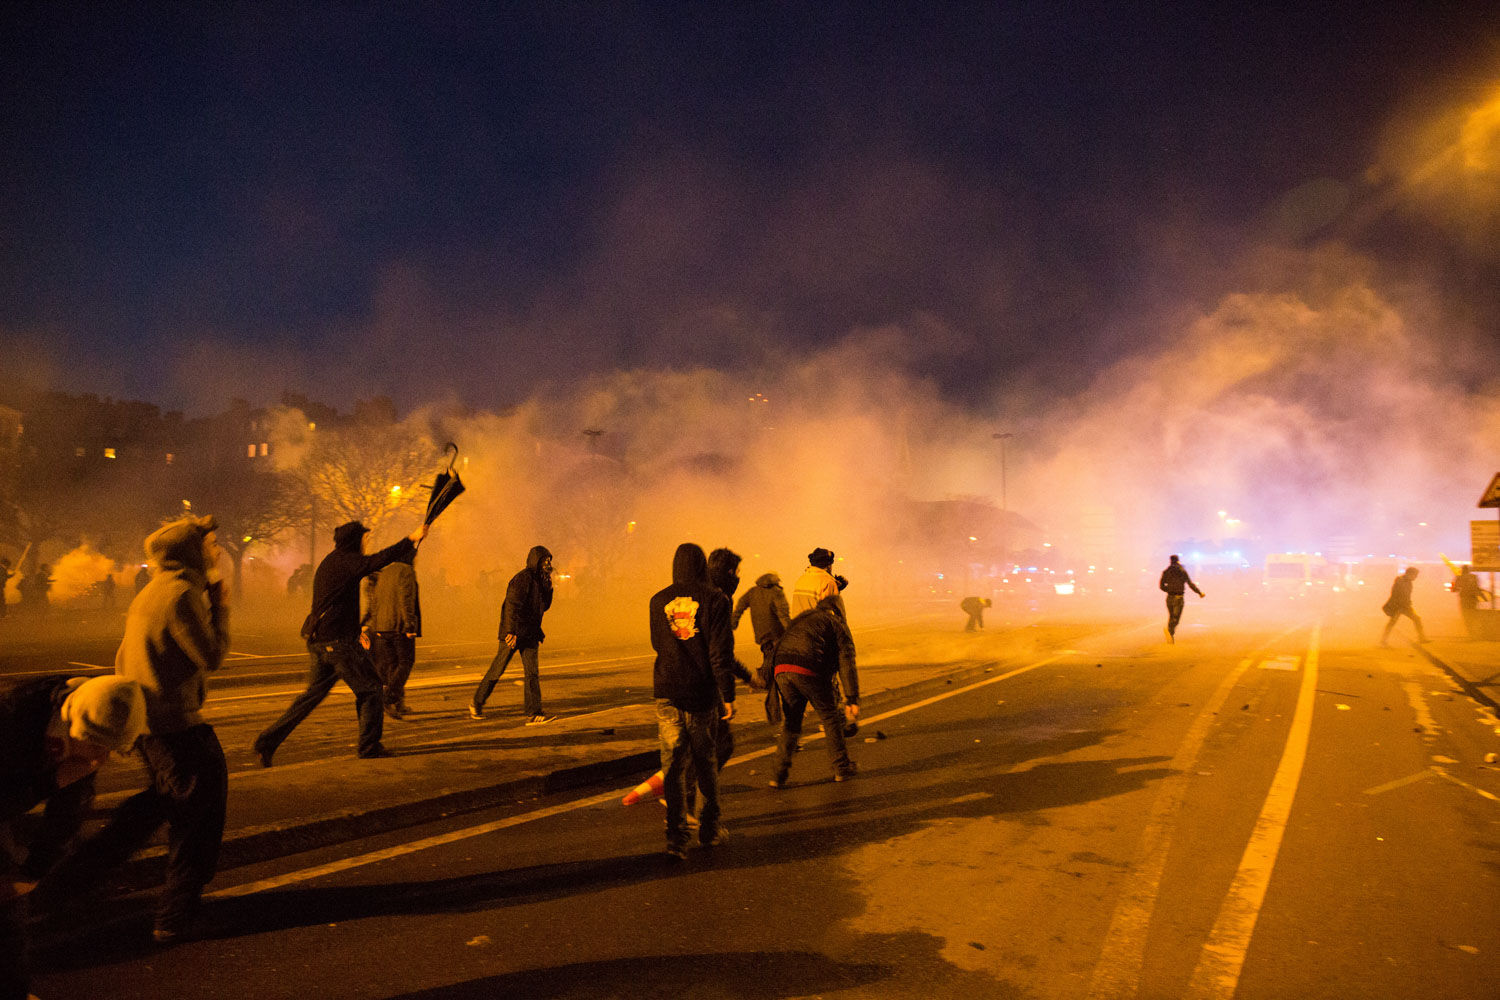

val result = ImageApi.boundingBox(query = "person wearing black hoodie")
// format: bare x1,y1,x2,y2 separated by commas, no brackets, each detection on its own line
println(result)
650,543,735,858
769,595,860,787
253,519,427,765
470,545,555,724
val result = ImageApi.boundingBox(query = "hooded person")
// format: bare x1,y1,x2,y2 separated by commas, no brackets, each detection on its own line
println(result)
768,595,860,788
361,547,422,718
254,518,428,765
45,516,231,943
649,543,736,859
470,545,556,724
2,674,145,996
734,572,793,689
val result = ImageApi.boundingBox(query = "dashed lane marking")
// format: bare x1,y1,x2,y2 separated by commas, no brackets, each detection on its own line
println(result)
1361,771,1435,796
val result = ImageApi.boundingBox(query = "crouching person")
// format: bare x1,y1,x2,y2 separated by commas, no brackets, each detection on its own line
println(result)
649,544,735,860
769,595,860,787
2,675,146,999
50,516,230,945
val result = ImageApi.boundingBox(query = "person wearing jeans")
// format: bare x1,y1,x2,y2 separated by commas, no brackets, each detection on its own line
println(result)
648,543,736,858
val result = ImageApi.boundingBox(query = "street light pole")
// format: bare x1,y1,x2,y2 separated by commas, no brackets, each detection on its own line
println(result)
993,432,1013,565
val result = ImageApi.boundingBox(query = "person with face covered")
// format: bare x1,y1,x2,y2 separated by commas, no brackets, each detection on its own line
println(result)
2,674,146,997
254,519,428,765
470,546,556,725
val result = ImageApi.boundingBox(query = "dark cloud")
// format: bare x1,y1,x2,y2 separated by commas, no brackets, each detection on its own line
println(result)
1,3,1498,412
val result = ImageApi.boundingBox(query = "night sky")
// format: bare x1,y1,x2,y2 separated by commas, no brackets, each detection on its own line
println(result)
2,3,1497,414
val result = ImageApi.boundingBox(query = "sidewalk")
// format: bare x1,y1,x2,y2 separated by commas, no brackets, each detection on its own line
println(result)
88,618,1100,885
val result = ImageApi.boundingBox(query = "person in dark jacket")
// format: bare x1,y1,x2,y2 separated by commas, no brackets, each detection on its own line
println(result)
362,551,422,718
769,595,860,787
734,571,792,685
1451,564,1492,639
1159,555,1204,643
470,546,555,724
2,674,145,998
0,558,9,621
960,596,992,631
650,543,735,859
51,516,231,944
253,519,428,765
1380,566,1428,646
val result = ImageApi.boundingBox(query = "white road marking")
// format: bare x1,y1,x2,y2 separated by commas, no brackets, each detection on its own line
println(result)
1430,766,1500,803
1086,624,1306,1000
204,648,1088,899
1361,771,1434,796
1402,681,1439,735
1258,655,1299,671
1183,624,1321,1000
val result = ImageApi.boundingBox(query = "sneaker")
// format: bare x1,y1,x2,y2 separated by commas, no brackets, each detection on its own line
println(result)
664,844,688,861
383,703,403,721
151,927,185,946
395,700,412,715
358,745,395,760
834,763,858,782
700,825,729,847
252,740,274,769
768,774,788,789
468,705,485,720
525,714,556,726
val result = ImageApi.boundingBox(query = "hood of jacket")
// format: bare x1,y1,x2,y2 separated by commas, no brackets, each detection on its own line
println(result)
755,572,781,588
671,543,709,586
525,545,552,573
144,515,217,575
333,521,369,552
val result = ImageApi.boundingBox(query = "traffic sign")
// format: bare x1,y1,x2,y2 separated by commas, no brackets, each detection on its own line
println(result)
1473,521,1500,572
1480,472,1500,508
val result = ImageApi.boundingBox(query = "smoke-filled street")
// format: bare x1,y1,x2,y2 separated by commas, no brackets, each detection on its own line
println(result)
24,606,1500,1000
4,5,1500,999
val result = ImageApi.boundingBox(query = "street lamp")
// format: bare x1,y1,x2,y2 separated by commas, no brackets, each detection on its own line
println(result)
993,432,1013,564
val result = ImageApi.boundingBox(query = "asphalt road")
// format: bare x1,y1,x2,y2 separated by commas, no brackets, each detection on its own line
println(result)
30,611,1500,999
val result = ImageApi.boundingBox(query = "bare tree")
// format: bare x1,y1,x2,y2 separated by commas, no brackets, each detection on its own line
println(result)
298,424,433,536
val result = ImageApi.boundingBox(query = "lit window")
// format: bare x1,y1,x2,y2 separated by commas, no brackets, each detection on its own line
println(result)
165,453,175,465
104,448,116,459
259,442,268,456
75,446,86,458
247,444,256,458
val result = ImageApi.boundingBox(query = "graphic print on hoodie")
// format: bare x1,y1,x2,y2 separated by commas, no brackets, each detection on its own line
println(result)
666,596,700,639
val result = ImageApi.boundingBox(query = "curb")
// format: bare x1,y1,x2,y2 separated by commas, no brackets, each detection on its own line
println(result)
1411,642,1500,714
113,656,1010,884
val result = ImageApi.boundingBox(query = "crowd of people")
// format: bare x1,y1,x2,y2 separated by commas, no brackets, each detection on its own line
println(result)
0,505,872,996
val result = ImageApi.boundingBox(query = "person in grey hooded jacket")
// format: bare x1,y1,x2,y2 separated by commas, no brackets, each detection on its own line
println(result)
48,515,229,943
733,572,792,684
362,551,421,718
